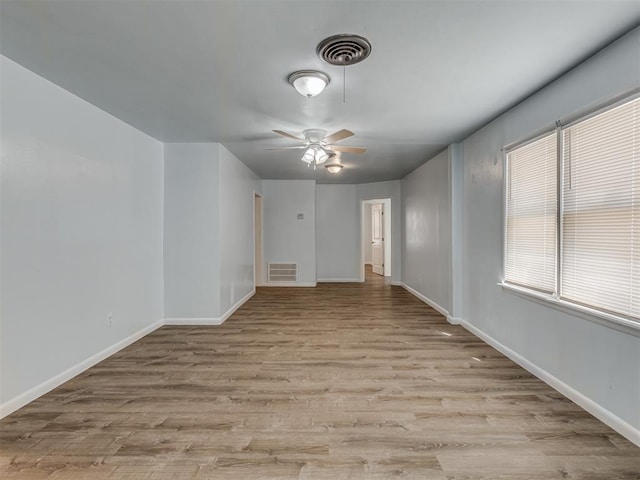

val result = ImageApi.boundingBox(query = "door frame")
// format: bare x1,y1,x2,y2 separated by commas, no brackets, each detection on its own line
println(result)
360,197,392,281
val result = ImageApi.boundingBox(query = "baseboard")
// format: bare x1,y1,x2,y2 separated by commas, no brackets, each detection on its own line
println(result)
165,289,256,326
447,316,463,325
391,281,403,286
219,289,255,323
317,278,361,283
457,317,640,447
261,282,317,287
399,282,450,318
0,319,164,419
164,317,223,325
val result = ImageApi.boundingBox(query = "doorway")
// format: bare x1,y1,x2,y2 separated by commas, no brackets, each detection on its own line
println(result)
254,193,263,287
361,198,391,281
371,203,384,275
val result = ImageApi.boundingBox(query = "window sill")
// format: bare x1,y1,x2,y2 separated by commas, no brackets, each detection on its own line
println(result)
498,282,640,338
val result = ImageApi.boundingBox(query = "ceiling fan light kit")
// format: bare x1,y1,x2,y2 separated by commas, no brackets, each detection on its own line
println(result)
288,70,330,98
325,163,344,174
301,145,329,167
270,128,366,172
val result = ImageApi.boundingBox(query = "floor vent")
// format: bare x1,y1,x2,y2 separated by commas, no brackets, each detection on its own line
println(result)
268,263,298,283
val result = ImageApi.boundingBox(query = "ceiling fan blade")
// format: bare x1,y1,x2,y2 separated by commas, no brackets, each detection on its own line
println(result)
265,146,307,150
329,145,367,154
324,129,354,144
273,130,305,141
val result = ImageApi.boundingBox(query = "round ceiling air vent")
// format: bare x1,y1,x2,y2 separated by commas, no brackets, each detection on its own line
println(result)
316,34,372,66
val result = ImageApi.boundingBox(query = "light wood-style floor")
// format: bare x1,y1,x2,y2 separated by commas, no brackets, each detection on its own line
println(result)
1,268,639,479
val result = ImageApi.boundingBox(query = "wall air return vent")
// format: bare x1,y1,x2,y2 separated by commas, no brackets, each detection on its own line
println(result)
268,263,298,283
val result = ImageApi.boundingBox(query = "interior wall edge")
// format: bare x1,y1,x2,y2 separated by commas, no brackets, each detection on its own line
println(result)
399,282,450,318
164,288,255,326
0,319,165,419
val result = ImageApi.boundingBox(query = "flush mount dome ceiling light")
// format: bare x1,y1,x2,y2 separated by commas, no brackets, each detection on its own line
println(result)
325,152,344,174
325,163,344,174
288,70,330,97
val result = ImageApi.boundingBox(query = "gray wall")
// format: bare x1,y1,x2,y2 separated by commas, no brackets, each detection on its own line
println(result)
163,143,220,317
262,180,317,285
164,143,260,319
316,184,359,281
401,148,452,313
457,27,640,433
0,55,164,405
218,144,261,312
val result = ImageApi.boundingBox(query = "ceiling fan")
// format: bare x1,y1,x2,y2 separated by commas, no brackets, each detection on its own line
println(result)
267,128,367,169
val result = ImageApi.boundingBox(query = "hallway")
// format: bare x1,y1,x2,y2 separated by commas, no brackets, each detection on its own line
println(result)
1,275,638,479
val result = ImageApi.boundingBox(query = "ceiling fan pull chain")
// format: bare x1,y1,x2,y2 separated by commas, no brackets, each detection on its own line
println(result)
343,65,346,104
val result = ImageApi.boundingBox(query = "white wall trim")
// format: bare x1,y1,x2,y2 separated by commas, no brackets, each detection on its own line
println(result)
262,282,317,287
399,282,450,318
165,289,256,326
458,317,640,447
164,317,223,325
0,319,164,419
317,278,361,283
220,289,255,324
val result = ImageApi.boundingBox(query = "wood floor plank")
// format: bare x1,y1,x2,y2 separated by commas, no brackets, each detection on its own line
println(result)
1,268,638,479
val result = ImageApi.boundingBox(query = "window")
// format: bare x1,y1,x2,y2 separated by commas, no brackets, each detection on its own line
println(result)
504,94,640,325
505,132,557,293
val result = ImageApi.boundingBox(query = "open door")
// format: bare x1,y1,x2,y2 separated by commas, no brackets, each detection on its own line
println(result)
371,203,384,276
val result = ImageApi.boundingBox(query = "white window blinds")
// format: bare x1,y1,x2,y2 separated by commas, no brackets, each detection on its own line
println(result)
505,132,557,293
561,97,640,318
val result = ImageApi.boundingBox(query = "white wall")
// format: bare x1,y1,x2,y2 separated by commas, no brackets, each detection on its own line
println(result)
218,144,260,312
163,143,220,318
0,55,164,408
262,180,316,285
402,148,451,314
316,184,359,281
356,181,402,284
458,27,640,438
164,143,259,320
450,143,464,320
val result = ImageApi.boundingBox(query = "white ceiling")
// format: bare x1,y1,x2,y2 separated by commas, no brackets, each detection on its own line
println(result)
1,1,639,184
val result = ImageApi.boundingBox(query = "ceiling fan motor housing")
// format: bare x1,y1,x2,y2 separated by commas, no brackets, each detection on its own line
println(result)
303,129,328,144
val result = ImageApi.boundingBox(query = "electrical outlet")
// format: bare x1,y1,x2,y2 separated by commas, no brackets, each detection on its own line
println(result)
107,313,113,327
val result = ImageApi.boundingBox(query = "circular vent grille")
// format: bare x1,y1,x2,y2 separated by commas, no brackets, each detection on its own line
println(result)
316,34,372,66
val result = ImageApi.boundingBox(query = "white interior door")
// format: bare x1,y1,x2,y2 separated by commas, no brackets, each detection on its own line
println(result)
371,203,384,275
